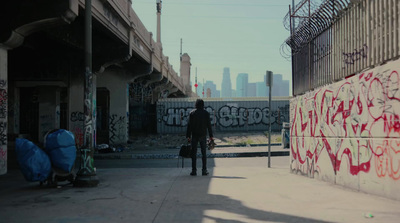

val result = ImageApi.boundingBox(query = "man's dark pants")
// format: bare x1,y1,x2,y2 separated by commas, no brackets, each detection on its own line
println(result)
190,136,207,172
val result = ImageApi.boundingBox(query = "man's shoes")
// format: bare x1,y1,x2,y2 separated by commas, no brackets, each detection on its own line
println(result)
190,171,197,176
202,170,209,176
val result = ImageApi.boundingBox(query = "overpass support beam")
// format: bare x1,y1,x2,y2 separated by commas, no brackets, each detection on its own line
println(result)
74,0,99,187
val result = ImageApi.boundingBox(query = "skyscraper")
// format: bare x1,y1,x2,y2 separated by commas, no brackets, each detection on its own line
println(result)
256,81,267,96
272,74,283,96
247,83,256,97
236,73,248,97
221,67,232,98
204,81,219,98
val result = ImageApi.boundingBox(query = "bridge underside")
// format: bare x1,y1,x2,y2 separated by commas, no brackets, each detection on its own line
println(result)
0,0,194,174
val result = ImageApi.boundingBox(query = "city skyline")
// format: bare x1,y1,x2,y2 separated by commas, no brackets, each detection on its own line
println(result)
194,68,289,98
132,0,293,95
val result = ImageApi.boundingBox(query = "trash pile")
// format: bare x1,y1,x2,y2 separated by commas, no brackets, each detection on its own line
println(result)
15,129,76,186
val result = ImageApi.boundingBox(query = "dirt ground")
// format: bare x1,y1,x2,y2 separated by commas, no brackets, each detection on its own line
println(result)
128,131,282,150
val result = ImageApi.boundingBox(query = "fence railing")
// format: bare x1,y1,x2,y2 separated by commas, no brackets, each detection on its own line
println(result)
285,0,400,95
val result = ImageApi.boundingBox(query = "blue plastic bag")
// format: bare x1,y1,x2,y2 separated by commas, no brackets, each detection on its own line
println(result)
44,129,76,173
15,138,52,182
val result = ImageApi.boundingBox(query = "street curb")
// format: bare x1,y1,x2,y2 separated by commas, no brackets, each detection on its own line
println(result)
94,150,290,160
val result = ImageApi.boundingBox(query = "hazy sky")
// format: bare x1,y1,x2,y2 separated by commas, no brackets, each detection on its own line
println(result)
132,0,293,92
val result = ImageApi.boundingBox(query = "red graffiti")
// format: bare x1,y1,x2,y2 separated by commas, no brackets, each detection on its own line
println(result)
291,67,400,180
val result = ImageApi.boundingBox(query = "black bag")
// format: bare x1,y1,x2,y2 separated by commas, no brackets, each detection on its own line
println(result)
179,144,192,158
178,143,191,168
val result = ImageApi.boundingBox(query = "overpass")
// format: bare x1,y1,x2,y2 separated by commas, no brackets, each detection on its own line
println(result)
0,0,195,174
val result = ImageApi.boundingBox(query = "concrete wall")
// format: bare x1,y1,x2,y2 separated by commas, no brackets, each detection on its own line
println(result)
97,69,129,145
69,72,85,148
290,58,400,200
157,98,290,134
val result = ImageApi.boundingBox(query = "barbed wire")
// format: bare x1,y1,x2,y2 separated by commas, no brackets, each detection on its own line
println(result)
281,0,352,58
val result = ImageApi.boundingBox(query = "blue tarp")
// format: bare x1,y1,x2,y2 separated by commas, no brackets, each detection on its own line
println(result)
45,129,76,173
15,138,52,182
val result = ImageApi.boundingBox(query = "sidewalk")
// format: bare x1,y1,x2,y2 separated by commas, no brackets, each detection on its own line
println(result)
94,144,289,159
1,157,399,223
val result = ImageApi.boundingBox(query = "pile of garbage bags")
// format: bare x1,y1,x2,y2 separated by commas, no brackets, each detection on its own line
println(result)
15,129,76,182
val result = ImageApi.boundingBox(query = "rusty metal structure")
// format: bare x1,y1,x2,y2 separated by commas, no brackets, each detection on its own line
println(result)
283,0,400,95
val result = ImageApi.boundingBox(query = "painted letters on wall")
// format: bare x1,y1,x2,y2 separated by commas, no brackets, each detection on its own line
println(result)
290,59,400,199
157,100,289,133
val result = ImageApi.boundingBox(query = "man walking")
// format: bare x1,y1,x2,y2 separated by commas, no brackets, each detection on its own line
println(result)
186,99,213,176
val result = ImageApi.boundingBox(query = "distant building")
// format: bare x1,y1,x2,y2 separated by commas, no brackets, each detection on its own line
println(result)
270,74,289,96
236,73,248,97
204,81,219,98
231,89,236,97
221,67,232,97
281,80,289,96
247,83,256,97
256,81,267,97
197,83,204,98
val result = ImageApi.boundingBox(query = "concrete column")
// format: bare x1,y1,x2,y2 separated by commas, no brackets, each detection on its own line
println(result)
38,87,60,143
0,47,8,175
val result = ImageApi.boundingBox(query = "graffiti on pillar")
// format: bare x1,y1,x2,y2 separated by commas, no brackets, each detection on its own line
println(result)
80,148,94,174
0,89,7,119
290,60,400,181
109,114,126,144
70,111,84,148
84,98,94,147
0,79,7,174
0,122,6,146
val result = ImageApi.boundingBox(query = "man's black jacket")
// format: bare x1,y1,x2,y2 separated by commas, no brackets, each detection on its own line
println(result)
186,108,213,138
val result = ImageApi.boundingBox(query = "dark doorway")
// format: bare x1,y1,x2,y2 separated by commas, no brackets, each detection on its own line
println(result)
20,87,39,142
96,88,110,144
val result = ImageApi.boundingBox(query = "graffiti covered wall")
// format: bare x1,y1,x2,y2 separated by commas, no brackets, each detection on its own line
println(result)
157,99,290,134
290,59,400,200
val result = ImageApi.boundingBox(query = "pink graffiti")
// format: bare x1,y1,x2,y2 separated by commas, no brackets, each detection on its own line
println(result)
72,126,84,148
291,68,400,180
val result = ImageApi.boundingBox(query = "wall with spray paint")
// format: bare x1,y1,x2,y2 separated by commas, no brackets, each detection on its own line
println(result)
69,72,85,149
290,58,400,200
97,69,129,145
157,98,290,134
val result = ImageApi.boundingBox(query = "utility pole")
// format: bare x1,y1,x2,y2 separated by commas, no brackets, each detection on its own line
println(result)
266,70,273,168
74,0,99,187
180,38,182,61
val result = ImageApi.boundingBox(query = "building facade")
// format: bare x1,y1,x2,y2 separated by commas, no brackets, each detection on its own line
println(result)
236,73,248,97
221,67,232,97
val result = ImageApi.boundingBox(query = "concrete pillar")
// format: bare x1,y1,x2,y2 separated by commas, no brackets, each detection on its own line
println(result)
0,47,8,175
38,87,60,143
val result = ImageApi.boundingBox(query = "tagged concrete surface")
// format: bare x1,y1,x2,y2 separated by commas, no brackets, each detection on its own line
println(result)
1,157,400,223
